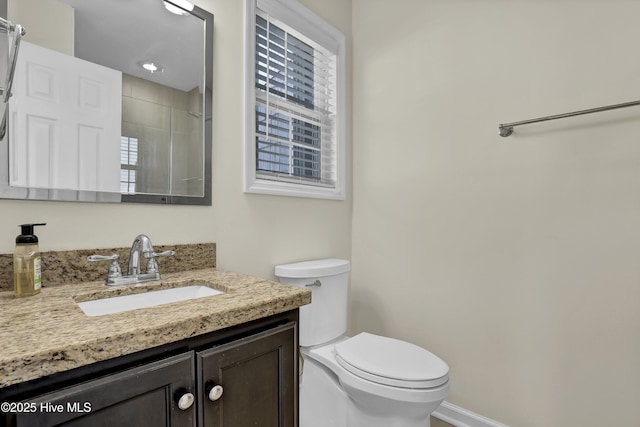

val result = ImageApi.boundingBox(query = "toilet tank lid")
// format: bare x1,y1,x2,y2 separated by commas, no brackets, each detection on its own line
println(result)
275,258,351,278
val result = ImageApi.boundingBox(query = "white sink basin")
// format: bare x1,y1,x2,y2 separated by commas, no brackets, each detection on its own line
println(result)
77,285,224,317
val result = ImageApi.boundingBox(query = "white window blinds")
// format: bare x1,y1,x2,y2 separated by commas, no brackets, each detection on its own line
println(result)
120,136,138,194
254,6,338,189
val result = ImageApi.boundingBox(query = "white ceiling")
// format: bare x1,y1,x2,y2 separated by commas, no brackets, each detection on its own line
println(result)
59,0,204,92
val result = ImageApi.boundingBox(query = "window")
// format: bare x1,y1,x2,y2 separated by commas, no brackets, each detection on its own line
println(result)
120,136,138,194
244,0,346,199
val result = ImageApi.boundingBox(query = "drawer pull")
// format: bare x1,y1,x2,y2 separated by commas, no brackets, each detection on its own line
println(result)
208,385,224,401
177,392,195,410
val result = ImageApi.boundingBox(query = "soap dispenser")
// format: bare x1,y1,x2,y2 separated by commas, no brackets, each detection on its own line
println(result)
13,223,46,298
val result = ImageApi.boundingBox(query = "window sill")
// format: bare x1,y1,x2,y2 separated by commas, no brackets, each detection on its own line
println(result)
244,178,345,200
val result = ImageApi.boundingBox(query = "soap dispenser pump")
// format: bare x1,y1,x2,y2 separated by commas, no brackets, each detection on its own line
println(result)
14,223,46,298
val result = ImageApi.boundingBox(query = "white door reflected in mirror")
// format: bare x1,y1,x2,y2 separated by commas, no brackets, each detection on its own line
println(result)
10,41,122,193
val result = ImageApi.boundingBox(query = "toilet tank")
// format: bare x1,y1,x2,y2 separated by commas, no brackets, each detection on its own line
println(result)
275,259,350,347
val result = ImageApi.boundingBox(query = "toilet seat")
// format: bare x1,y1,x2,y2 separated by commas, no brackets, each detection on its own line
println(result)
307,335,450,405
334,333,449,389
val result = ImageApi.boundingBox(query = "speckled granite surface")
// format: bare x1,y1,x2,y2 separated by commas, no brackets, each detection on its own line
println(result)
0,243,216,290
0,267,311,388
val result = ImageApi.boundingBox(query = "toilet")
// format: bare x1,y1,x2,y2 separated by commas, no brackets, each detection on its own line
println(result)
275,259,449,427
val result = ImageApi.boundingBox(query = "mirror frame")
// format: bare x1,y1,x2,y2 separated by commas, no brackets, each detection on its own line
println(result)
0,0,213,205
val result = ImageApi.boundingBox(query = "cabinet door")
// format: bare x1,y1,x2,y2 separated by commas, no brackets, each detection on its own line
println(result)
14,352,195,427
197,322,297,427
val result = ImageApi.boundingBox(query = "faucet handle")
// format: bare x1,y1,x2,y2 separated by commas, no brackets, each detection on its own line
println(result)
144,250,175,274
144,250,176,259
87,254,122,281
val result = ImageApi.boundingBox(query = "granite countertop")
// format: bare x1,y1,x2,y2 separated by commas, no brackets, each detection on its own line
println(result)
0,268,311,389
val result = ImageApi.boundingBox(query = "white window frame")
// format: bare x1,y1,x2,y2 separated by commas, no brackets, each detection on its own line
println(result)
243,0,346,200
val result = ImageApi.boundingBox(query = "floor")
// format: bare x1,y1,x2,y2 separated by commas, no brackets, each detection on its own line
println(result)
431,416,455,427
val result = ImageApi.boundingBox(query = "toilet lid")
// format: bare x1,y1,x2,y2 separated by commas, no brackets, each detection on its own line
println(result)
334,333,449,388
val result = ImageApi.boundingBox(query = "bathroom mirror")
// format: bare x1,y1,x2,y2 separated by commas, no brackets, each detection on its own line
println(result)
0,0,212,205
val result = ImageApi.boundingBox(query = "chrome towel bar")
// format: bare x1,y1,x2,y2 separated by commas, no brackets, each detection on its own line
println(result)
499,99,640,137
0,17,25,103
0,17,25,139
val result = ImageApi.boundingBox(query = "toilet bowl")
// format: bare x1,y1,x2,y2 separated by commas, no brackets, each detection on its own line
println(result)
275,259,449,427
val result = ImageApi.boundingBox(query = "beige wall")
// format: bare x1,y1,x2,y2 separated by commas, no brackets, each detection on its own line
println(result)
0,0,353,282
351,1,640,426
8,0,73,55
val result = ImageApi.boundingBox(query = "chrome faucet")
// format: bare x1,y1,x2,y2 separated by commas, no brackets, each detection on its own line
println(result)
88,234,175,285
129,234,154,275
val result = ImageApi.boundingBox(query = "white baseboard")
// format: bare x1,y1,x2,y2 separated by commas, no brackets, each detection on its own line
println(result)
432,401,511,427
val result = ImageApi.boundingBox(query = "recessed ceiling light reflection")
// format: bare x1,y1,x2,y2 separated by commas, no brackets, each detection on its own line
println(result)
139,61,164,74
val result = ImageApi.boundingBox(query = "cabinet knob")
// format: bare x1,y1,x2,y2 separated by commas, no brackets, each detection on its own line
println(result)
177,392,195,410
208,384,224,401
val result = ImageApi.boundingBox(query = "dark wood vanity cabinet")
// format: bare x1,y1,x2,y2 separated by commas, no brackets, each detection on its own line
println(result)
198,323,296,427
1,311,298,427
12,352,196,427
